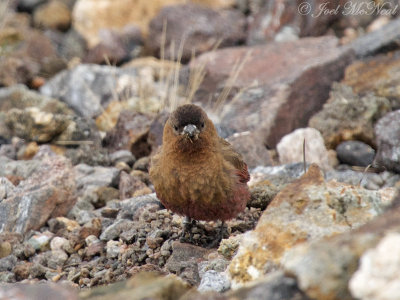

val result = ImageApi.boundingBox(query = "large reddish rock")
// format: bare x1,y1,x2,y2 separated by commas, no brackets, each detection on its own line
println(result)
0,156,76,235
188,36,354,148
147,3,246,62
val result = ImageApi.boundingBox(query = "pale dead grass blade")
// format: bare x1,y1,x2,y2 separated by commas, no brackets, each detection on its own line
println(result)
213,49,252,115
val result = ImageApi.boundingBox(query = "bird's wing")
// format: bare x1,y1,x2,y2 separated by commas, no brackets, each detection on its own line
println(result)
219,137,250,183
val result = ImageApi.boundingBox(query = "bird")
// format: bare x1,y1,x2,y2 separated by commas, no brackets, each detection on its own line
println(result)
149,104,250,246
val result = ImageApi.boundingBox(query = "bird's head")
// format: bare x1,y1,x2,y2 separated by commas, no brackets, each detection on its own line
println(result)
164,104,216,153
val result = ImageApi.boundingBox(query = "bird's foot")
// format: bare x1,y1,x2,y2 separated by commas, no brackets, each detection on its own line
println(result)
207,221,228,249
180,216,196,243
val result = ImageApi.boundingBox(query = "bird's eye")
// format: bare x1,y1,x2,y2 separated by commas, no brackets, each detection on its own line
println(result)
173,125,178,131
201,122,205,128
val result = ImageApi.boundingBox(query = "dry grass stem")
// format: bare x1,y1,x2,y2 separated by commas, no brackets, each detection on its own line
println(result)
213,49,252,115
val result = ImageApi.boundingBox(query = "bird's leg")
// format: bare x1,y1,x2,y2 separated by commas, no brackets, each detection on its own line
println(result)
180,216,195,243
208,221,228,249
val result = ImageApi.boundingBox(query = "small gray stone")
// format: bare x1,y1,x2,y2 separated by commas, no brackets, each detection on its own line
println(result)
336,141,375,167
198,270,230,293
109,150,136,166
26,232,53,251
50,237,73,254
100,219,135,241
0,255,17,272
0,271,15,282
74,164,120,191
85,235,99,246
46,250,68,269
106,240,122,258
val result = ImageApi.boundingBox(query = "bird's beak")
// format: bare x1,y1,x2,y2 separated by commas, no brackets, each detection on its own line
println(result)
182,124,199,140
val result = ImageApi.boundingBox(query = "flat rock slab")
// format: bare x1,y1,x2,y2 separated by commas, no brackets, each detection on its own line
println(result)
188,36,354,147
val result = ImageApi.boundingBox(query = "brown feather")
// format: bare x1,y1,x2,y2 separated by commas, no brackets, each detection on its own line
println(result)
149,104,250,221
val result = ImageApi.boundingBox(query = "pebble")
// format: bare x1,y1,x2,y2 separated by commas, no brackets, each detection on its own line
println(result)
106,240,122,258
198,270,231,293
27,232,54,251
336,140,375,167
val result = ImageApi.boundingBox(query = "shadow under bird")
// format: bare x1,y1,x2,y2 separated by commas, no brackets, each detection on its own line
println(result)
149,104,250,246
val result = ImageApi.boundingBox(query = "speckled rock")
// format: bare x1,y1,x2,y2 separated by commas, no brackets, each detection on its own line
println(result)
229,164,387,286
0,85,72,115
5,107,70,143
281,193,400,300
309,83,390,149
198,270,230,293
0,255,17,272
0,85,100,144
247,180,280,210
374,110,400,173
343,50,400,109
